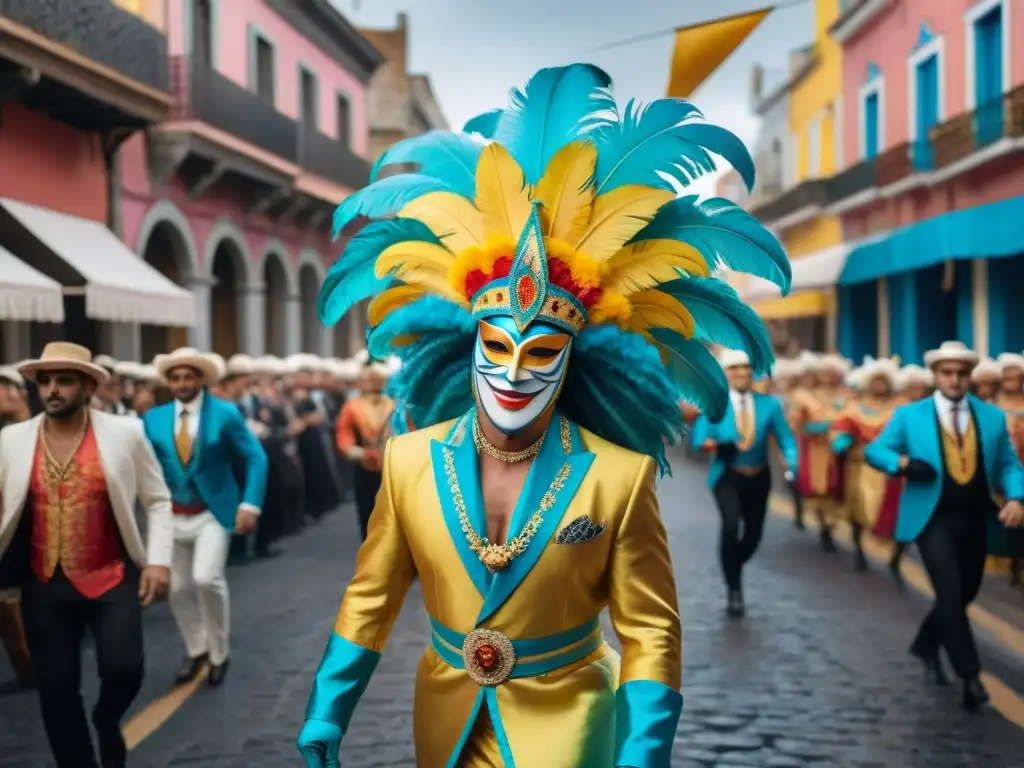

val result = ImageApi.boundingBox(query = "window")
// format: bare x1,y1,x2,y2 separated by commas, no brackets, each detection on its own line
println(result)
967,0,1007,144
300,67,318,129
807,116,821,178
337,92,351,147
863,92,880,158
908,34,944,171
249,27,275,105
193,0,214,65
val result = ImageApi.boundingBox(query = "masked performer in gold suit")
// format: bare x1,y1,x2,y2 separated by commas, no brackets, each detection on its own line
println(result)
831,358,902,574
295,64,791,768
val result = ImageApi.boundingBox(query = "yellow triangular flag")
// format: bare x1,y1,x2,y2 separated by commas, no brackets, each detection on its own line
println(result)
665,8,772,98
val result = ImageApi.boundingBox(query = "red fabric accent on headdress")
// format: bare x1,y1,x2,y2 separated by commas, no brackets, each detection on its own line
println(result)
465,256,602,308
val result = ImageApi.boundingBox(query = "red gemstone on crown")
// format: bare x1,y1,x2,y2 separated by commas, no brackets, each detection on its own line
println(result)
475,644,499,670
517,275,537,308
496,292,503,302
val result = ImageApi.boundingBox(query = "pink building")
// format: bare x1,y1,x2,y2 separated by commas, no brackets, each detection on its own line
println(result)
119,0,383,360
828,0,1024,363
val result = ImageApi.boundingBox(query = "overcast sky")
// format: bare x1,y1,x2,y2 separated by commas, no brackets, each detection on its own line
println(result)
335,0,813,196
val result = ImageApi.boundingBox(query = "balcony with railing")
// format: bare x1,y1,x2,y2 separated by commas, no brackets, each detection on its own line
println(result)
169,56,298,163
827,159,877,204
875,142,911,187
748,178,830,224
299,128,370,190
931,87,1024,171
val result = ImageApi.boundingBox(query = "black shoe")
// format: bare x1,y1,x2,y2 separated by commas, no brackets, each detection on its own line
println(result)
963,676,990,710
92,706,127,768
208,658,230,687
174,654,208,685
913,651,951,687
820,528,837,553
854,549,869,572
726,590,745,618
889,558,906,590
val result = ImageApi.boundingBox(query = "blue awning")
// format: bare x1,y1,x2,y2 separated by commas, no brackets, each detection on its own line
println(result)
838,195,1024,285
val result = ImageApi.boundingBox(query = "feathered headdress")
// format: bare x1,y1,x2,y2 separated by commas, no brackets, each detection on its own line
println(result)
319,64,790,471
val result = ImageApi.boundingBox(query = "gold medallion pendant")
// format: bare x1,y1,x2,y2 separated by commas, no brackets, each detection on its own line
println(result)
463,628,516,687
478,544,512,572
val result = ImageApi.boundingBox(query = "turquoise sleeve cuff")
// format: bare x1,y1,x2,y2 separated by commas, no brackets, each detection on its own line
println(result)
804,421,830,435
831,434,853,455
613,680,683,768
305,632,381,728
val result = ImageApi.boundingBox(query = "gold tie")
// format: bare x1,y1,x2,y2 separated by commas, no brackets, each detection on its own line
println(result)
738,395,754,450
176,409,193,465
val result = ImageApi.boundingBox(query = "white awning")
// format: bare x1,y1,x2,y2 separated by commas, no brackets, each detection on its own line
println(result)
0,199,196,327
0,244,64,322
743,241,853,302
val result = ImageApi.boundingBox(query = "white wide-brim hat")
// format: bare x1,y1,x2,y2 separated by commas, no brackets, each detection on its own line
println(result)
0,364,25,387
971,357,1002,383
18,342,109,385
155,347,222,384
718,348,751,370
897,364,934,389
857,356,898,389
819,353,852,374
997,352,1024,374
226,353,255,376
923,340,979,370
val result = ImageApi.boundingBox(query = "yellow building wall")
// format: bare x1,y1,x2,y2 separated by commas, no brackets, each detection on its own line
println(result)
781,216,843,259
114,0,144,14
113,0,166,29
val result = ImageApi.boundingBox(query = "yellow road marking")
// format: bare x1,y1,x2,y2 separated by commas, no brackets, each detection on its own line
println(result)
770,495,1024,728
122,666,209,750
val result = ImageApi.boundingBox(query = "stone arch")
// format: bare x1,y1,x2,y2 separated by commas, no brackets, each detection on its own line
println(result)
255,237,299,296
137,200,199,360
205,219,253,357
297,247,327,354
260,239,294,356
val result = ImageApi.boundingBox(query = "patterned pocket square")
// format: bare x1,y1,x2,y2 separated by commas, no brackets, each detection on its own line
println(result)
556,515,608,545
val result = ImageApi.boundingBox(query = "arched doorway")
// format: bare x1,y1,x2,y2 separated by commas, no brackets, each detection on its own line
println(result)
140,222,191,360
299,263,322,353
263,252,290,356
210,241,246,356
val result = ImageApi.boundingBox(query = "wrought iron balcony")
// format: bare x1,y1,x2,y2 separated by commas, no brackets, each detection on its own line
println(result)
0,0,168,92
170,56,298,163
299,127,370,190
827,159,877,203
748,178,830,224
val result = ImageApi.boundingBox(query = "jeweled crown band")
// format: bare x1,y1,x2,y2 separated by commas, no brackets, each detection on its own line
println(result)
471,281,588,336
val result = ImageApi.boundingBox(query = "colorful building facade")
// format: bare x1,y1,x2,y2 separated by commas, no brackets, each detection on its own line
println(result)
118,0,384,361
0,0,189,362
829,0,1024,362
746,0,848,355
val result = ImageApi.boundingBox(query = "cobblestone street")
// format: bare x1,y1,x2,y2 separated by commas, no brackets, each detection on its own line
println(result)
3,454,1024,767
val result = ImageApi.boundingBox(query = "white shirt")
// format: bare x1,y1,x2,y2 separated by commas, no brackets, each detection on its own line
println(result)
729,389,754,417
174,392,203,439
933,390,970,435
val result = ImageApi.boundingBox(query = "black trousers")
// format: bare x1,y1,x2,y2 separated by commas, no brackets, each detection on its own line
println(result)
911,506,988,679
713,467,772,591
353,466,383,541
20,567,144,768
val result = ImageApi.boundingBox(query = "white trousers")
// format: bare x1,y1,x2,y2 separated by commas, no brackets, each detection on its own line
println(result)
169,512,231,665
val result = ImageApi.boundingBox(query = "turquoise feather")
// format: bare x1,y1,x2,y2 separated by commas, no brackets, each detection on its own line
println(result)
649,328,729,422
494,64,615,184
463,110,503,138
317,218,438,326
666,122,756,192
369,131,483,199
657,276,775,374
593,98,740,194
631,195,791,292
331,174,457,237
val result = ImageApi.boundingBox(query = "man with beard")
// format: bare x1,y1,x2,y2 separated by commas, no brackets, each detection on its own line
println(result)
334,361,394,540
0,343,173,768
866,340,1024,709
297,62,788,766
91,355,130,416
143,348,267,688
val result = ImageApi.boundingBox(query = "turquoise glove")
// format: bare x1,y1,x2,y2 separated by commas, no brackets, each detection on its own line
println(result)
297,718,344,768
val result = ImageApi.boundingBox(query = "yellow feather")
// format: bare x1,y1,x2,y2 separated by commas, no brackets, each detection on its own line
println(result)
603,239,711,295
398,192,486,254
368,285,425,327
474,144,532,240
626,289,696,338
375,241,455,279
535,141,597,242
574,186,675,261
393,266,469,307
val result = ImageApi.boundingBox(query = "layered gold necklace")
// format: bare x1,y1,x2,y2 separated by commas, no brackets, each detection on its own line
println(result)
472,417,544,463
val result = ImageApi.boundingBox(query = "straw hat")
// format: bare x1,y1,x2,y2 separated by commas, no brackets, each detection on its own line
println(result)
717,348,750,370
92,354,118,373
797,350,822,371
205,353,227,382
970,357,1002,383
996,352,1024,374
819,353,852,374
0,365,25,387
857,356,898,390
923,341,979,369
155,347,221,384
897,364,934,389
226,354,255,376
18,342,109,384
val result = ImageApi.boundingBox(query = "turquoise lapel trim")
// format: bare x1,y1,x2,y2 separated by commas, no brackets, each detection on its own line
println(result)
912,399,942,469
431,413,491,597
186,392,214,474
476,415,595,626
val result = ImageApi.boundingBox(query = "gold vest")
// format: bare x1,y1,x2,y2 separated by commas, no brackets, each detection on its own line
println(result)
940,418,978,486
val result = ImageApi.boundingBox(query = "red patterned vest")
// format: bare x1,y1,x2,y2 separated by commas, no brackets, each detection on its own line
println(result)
30,424,125,598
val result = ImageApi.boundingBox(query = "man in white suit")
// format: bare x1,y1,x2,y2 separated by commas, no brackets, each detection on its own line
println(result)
0,342,173,768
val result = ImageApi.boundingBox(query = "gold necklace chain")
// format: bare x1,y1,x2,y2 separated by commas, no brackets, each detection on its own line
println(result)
42,411,89,480
472,417,545,463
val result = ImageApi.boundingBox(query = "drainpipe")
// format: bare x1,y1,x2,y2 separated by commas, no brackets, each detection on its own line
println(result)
101,129,129,238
